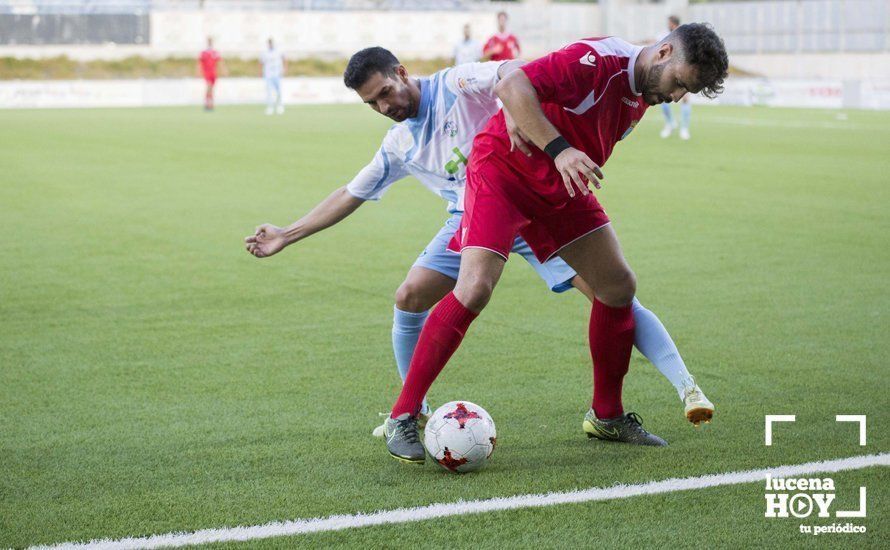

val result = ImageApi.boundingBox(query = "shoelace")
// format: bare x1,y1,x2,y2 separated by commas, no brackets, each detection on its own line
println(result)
395,416,420,444
624,412,650,434
682,377,700,400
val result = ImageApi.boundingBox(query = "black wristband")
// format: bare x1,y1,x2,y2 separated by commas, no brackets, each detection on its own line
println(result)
544,136,571,160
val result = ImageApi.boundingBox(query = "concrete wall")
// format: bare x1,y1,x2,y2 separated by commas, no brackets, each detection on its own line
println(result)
0,9,500,60
731,52,890,80
0,1,887,81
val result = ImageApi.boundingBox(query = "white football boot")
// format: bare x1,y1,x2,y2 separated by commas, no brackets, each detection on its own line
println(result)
682,377,714,426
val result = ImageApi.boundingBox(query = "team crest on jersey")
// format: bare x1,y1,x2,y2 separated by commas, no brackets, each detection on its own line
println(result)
443,120,458,138
620,120,639,140
457,76,477,90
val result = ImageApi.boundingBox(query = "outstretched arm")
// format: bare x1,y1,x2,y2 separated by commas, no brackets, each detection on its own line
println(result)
245,186,364,258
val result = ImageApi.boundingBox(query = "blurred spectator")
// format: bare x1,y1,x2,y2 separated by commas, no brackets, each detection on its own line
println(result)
197,37,225,111
261,37,287,115
482,11,520,61
453,23,482,66
658,15,693,140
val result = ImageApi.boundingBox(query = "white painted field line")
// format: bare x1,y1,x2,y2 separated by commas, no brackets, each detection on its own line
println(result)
34,453,889,550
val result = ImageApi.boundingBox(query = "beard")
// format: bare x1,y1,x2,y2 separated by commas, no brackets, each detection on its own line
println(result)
642,63,667,105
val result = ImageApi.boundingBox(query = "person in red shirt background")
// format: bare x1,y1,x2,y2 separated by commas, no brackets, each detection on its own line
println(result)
197,37,226,111
483,11,520,61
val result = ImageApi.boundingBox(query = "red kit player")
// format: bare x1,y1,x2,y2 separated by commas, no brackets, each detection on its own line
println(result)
382,24,729,464
198,37,224,111
483,11,520,61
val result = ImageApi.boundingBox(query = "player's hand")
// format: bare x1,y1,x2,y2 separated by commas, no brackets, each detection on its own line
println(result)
245,224,288,258
554,148,604,198
503,109,532,157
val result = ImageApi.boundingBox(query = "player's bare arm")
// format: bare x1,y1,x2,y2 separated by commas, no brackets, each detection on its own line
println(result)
244,186,364,258
495,70,604,197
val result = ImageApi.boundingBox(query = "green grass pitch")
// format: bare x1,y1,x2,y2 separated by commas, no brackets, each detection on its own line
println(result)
1,103,887,548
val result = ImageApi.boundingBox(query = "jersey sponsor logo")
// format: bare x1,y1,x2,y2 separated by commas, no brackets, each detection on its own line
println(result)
444,147,468,175
579,52,597,67
620,97,639,108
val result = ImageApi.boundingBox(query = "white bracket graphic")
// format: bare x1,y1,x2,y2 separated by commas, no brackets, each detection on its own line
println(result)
765,415,796,446
836,487,867,517
836,415,867,446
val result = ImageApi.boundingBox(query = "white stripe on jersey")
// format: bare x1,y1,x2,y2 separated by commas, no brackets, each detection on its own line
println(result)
565,38,642,115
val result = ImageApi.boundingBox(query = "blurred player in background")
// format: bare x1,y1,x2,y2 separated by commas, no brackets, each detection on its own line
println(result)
453,23,482,65
659,16,693,140
198,37,224,111
483,11,520,61
261,37,287,115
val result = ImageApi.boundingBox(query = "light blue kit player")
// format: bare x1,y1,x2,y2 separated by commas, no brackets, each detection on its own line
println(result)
244,47,713,433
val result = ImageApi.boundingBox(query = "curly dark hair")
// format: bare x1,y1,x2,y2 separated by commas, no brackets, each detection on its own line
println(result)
343,46,401,90
673,23,729,99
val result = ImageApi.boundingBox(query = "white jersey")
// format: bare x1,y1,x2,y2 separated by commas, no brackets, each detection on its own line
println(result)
261,48,284,79
346,61,504,214
453,39,482,65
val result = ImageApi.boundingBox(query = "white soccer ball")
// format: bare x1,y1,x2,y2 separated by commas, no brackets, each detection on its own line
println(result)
424,401,497,473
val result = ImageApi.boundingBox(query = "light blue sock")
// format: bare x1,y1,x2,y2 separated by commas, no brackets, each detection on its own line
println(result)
392,306,430,414
680,102,691,130
661,103,674,125
632,298,693,399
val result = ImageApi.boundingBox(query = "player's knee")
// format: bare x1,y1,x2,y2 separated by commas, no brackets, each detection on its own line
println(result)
394,280,433,313
454,276,494,313
597,269,636,307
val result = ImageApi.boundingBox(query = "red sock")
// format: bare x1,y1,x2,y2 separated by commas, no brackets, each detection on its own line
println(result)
391,292,478,418
590,299,635,419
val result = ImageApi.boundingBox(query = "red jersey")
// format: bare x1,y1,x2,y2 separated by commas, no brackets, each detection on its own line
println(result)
483,32,520,61
199,49,221,79
473,37,648,205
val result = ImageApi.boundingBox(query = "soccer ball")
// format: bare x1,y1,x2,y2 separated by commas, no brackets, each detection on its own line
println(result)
424,401,496,473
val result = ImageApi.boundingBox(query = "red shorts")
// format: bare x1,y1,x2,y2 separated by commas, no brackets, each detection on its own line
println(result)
448,155,610,262
204,76,217,85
